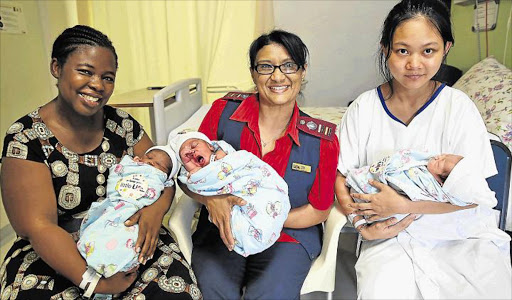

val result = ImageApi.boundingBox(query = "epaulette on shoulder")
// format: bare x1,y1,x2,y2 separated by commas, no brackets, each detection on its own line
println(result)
222,91,254,101
297,116,336,141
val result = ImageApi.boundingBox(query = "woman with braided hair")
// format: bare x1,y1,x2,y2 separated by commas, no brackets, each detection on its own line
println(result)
0,25,201,299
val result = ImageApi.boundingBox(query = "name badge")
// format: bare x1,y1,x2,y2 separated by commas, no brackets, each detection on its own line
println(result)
292,163,311,173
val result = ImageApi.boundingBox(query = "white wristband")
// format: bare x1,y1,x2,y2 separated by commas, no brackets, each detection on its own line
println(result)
79,267,96,289
83,272,102,298
353,218,367,230
347,213,357,225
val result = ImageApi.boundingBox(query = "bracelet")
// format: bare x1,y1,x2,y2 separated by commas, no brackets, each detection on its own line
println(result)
83,272,102,298
347,213,357,225
353,218,367,231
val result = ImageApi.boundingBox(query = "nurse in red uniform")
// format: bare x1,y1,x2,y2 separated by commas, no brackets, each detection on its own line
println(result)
180,30,340,299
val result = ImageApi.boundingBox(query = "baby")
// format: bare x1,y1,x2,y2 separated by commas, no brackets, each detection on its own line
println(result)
346,149,474,223
169,131,290,257
78,146,179,278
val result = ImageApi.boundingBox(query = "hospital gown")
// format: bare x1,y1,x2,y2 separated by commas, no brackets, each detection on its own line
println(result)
178,141,290,257
338,84,511,299
78,155,171,278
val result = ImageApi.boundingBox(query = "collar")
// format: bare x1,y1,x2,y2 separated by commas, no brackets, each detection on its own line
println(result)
229,94,301,146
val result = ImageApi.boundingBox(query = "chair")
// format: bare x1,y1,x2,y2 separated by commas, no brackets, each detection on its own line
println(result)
486,139,511,230
167,188,347,296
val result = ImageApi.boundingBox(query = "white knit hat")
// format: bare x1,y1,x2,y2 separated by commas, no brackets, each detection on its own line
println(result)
168,131,212,165
145,145,179,181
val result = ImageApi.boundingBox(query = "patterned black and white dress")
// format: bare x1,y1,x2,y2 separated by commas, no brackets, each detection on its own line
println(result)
0,106,201,300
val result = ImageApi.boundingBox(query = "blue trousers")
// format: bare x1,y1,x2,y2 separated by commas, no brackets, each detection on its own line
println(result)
192,230,311,300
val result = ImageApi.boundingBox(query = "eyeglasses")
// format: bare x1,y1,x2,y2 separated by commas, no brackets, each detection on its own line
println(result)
253,62,301,75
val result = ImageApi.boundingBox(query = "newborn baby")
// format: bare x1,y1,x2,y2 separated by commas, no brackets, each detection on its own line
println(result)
169,131,291,257
78,146,178,277
345,149,473,223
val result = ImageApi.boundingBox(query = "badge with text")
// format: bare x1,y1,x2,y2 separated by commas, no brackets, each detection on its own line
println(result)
292,163,312,173
116,174,148,200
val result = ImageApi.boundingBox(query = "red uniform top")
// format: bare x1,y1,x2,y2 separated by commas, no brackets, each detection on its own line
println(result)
198,94,340,242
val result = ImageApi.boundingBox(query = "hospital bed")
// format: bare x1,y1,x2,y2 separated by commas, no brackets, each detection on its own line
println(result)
152,78,348,296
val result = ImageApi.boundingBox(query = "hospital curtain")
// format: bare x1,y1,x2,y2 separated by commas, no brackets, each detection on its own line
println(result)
74,0,275,103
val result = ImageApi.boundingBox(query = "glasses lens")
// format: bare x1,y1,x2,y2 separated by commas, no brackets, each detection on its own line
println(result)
281,62,299,74
255,64,274,75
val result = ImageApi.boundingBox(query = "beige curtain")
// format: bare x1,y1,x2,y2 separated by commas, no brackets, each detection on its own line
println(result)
76,0,274,103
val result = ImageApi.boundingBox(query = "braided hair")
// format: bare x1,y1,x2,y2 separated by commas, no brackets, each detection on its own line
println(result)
51,25,118,68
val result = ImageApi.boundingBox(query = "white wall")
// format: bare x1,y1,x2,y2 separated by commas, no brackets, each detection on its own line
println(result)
274,0,399,107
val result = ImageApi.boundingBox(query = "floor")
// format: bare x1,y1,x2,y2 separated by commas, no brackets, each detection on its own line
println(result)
301,232,359,300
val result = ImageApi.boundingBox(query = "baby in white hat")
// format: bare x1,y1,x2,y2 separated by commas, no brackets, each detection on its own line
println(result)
78,146,179,278
169,131,291,257
169,131,227,176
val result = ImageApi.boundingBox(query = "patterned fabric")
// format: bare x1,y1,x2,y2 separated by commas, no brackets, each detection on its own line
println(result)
78,156,168,278
198,95,340,211
179,141,290,257
453,57,512,150
346,149,472,223
0,106,201,299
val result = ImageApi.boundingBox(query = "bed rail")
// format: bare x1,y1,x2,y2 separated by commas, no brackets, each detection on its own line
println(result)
153,78,202,145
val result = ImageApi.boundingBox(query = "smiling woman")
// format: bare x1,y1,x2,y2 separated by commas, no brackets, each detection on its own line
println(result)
0,25,200,299
51,46,116,119
180,30,340,299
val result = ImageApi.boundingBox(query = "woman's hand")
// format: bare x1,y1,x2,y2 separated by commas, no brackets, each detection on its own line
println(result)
124,203,165,265
359,214,416,240
95,267,138,294
204,194,246,250
350,180,410,218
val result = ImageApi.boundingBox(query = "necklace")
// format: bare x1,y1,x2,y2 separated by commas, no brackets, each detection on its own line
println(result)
29,108,131,213
260,124,288,149
261,139,273,148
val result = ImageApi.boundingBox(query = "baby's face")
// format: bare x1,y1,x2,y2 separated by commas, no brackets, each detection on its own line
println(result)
135,149,172,175
427,154,463,183
179,138,214,172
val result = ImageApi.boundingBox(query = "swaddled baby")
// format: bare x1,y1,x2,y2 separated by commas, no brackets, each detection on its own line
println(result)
78,146,179,278
169,131,290,257
346,149,475,223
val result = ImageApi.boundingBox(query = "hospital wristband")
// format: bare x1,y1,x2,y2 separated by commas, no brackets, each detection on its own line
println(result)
79,267,102,298
353,218,367,231
83,272,102,298
79,267,96,289
347,213,357,225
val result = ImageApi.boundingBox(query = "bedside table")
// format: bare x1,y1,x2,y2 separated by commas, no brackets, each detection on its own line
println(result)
108,88,161,142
